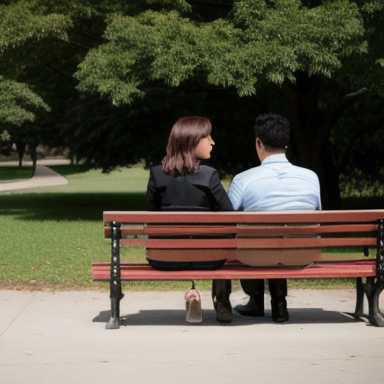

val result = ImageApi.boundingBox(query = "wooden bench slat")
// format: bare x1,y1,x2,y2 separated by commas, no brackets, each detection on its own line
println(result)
92,261,376,281
120,238,237,248
316,252,375,262
103,210,384,224
119,236,376,249
236,237,377,248
105,223,378,238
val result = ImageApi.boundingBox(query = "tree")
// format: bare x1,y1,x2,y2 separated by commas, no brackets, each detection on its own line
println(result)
75,0,384,208
0,0,72,166
1,0,190,165
0,1,71,123
0,1,131,162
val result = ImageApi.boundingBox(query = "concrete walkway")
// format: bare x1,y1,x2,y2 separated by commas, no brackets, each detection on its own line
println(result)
0,158,69,192
0,289,383,384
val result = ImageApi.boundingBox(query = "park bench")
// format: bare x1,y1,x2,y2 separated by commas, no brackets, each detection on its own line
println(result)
92,210,384,329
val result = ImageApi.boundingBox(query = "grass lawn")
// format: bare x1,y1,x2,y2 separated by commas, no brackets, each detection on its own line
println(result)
0,164,217,291
0,164,34,180
0,162,373,292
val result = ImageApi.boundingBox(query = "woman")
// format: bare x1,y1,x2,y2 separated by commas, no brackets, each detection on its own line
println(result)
146,116,233,323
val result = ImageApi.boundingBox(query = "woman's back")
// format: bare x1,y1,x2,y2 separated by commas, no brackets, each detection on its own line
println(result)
147,164,233,212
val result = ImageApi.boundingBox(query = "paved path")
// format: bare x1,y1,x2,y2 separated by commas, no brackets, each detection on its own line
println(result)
0,159,69,192
0,289,383,384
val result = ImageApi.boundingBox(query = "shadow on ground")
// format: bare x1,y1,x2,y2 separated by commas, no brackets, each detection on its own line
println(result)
93,308,362,327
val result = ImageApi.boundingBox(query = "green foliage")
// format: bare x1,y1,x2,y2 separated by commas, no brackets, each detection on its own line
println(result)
2,0,384,209
0,0,71,52
76,0,369,104
0,77,50,125
0,129,12,156
1,0,194,144
0,0,71,127
361,0,384,14
233,0,367,82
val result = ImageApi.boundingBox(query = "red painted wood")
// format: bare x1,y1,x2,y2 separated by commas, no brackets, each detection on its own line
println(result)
119,236,376,249
103,210,384,224
105,223,378,238
92,261,376,281
236,237,376,248
120,238,237,248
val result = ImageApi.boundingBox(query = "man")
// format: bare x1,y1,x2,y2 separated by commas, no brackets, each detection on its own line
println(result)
228,113,321,322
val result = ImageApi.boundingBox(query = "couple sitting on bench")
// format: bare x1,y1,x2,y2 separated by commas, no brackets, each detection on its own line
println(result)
146,114,321,324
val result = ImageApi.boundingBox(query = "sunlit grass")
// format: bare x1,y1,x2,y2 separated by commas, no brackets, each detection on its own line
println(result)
0,164,149,290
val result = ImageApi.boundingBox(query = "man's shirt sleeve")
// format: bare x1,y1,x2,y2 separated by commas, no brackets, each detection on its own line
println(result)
228,176,244,211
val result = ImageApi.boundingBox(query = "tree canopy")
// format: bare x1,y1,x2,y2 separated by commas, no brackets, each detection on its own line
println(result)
1,0,384,208
76,1,371,104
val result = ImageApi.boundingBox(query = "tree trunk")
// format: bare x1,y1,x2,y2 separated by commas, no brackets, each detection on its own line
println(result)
282,74,341,209
15,141,26,168
30,145,37,176
282,74,365,209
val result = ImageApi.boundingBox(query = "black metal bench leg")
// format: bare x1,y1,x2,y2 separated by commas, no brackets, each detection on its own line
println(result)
367,278,384,327
368,218,384,326
106,221,123,329
106,287,124,329
352,277,365,319
351,219,384,326
351,277,384,327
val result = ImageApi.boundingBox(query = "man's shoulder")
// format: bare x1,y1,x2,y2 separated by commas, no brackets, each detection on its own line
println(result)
290,164,319,180
233,166,267,181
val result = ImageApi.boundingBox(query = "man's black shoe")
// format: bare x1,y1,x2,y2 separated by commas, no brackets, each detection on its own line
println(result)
271,298,289,323
214,300,233,323
235,297,265,317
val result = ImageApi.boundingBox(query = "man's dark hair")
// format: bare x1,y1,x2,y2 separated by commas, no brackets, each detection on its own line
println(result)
254,113,290,149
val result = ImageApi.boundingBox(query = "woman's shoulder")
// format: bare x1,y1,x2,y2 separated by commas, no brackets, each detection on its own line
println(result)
198,165,217,176
149,164,164,176
148,164,168,185
189,165,218,186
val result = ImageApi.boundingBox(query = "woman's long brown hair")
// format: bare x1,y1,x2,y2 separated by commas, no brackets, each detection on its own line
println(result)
162,116,212,175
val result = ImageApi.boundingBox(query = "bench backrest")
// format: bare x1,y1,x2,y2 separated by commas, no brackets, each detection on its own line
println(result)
104,210,384,268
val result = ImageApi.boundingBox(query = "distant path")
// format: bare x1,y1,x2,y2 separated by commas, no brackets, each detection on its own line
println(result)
0,158,69,192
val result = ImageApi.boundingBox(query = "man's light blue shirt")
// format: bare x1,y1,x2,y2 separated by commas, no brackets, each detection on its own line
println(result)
228,154,321,211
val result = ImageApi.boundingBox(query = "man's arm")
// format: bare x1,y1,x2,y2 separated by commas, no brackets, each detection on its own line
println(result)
228,176,244,211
